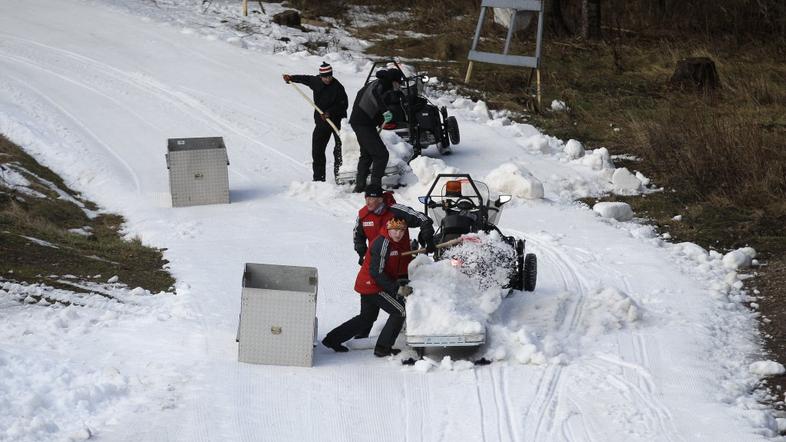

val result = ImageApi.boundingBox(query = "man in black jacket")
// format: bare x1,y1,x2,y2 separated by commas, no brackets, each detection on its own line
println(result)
348,68,404,192
283,62,348,181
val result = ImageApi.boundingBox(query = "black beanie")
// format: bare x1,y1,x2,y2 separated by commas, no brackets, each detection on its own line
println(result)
364,183,384,197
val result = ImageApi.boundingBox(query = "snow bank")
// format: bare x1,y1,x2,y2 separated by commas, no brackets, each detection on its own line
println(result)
749,360,786,376
484,163,544,200
593,201,634,221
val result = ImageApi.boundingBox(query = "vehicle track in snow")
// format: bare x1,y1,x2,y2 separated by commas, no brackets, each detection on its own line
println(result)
511,229,590,442
511,229,681,441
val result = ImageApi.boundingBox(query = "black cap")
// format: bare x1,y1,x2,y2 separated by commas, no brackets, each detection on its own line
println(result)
364,183,383,197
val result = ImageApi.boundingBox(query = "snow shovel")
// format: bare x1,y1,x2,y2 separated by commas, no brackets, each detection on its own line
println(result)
403,237,464,256
288,82,343,180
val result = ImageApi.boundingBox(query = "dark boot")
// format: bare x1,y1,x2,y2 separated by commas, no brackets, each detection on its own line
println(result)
322,338,349,353
374,345,401,357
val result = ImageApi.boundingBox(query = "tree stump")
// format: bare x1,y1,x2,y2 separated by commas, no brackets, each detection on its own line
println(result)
273,10,301,28
670,57,720,91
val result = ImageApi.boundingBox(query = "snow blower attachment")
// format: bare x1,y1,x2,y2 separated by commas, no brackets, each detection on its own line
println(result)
165,137,230,207
237,263,318,367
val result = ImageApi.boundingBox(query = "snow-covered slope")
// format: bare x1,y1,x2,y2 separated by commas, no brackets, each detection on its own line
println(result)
0,0,780,440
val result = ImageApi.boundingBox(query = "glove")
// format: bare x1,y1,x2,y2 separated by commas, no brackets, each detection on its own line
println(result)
397,284,413,297
382,110,393,123
320,112,330,121
358,253,365,266
282,74,292,83
425,240,436,254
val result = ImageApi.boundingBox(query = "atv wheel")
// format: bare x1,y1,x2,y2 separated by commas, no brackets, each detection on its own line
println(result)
524,253,537,292
446,116,460,145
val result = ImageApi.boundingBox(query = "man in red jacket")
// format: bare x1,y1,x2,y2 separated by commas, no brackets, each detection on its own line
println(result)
323,217,414,357
351,183,433,338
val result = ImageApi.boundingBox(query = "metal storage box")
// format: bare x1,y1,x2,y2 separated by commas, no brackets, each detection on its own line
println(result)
237,263,318,367
166,137,230,207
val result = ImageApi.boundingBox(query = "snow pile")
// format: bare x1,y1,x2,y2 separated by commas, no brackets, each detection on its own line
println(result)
611,167,644,194
406,255,504,336
564,139,584,159
578,287,641,336
593,201,634,221
484,163,544,200
723,247,757,270
482,324,549,364
749,360,786,376
441,231,518,291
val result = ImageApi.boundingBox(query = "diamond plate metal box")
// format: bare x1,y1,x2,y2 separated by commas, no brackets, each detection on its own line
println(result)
238,263,318,367
166,137,230,207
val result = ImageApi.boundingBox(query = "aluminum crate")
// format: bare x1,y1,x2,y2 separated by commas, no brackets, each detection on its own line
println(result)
237,263,318,367
166,137,230,207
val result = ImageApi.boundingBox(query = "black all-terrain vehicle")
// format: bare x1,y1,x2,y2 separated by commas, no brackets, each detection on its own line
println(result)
365,60,460,158
418,174,537,292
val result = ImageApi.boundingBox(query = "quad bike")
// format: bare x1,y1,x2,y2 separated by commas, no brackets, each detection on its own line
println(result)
404,174,537,359
418,174,537,292
365,59,460,158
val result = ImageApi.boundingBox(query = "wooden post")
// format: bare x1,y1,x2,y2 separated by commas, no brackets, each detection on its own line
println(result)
536,68,542,111
464,61,474,83
242,0,248,16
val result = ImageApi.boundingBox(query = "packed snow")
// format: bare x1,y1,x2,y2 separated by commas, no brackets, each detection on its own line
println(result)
0,0,781,441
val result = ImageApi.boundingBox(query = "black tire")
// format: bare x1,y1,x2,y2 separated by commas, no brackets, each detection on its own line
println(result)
509,239,525,291
524,253,537,292
446,116,460,145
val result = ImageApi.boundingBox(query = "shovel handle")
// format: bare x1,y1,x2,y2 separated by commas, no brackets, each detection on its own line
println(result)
289,82,341,137
403,237,464,256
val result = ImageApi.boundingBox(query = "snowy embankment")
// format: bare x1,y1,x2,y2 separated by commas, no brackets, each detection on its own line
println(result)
0,0,782,441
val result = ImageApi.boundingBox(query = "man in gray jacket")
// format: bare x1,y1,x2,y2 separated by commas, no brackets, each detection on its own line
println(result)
347,68,404,192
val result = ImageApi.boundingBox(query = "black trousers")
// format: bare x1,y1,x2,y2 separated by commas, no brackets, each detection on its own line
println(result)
312,121,340,181
324,292,406,349
352,124,389,188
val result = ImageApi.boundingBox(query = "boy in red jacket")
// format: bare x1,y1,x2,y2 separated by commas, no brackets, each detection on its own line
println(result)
323,217,413,357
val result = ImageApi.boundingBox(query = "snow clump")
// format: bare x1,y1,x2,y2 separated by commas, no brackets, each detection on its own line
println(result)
577,147,613,171
550,100,567,112
564,139,584,159
749,360,786,377
722,247,756,270
484,163,544,199
593,202,634,222
611,167,643,194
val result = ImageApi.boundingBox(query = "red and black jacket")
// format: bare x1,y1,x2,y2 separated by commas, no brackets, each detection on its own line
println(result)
354,230,412,295
352,192,433,258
